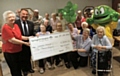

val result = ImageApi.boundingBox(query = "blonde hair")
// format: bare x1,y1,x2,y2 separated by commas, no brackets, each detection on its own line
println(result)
81,22,88,28
51,13,56,16
56,22,62,26
83,28,90,34
3,10,16,24
96,26,105,35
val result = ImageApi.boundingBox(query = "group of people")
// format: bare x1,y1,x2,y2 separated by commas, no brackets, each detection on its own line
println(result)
1,8,112,76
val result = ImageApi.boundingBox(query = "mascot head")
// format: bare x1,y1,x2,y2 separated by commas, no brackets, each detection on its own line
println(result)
87,5,120,26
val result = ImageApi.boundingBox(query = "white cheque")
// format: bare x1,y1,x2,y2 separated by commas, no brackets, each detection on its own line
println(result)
29,31,73,61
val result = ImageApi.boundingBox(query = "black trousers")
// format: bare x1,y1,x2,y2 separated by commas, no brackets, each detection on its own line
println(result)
61,52,70,63
70,51,88,69
39,57,52,68
4,52,22,76
20,45,32,72
54,52,70,65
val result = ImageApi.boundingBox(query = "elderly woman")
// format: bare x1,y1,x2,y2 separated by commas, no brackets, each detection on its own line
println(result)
1,11,30,76
36,24,53,74
70,28,92,69
91,26,112,76
67,23,78,48
80,22,94,37
50,13,60,31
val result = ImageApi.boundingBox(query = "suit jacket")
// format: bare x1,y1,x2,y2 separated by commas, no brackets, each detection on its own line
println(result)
15,19,35,51
15,19,35,36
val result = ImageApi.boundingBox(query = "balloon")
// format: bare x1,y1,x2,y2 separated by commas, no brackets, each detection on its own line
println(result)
64,16,70,22
64,6,70,13
70,15,76,23
67,1,73,7
58,9,63,13
72,4,78,11
58,1,78,23
69,10,75,16
63,11,67,16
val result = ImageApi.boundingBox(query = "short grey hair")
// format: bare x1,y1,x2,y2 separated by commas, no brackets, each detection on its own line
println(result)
81,22,88,27
3,10,16,24
83,28,90,34
96,26,105,35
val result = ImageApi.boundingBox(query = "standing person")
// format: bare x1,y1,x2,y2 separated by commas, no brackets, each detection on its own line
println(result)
75,10,86,30
43,13,50,21
32,9,43,31
2,10,29,76
58,13,67,31
50,13,60,31
67,23,78,48
15,8,35,76
116,16,120,29
15,9,20,20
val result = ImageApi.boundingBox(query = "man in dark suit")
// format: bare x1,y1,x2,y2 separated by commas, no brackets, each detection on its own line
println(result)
15,8,35,76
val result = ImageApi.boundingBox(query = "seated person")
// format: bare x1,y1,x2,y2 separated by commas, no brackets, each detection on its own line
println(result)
70,28,92,69
91,26,112,76
35,20,52,33
36,24,53,74
53,22,71,68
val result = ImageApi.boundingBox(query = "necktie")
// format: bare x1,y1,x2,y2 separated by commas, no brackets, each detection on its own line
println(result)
23,21,28,35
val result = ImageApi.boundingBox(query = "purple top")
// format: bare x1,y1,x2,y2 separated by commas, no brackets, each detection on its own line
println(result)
70,28,78,48
37,31,50,36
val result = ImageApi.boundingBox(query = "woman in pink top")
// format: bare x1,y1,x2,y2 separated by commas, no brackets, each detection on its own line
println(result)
50,13,60,31
67,23,79,48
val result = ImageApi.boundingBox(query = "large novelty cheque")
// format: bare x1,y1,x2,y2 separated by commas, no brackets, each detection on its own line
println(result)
29,31,73,61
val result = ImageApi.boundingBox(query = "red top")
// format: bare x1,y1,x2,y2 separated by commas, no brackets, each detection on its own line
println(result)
2,24,22,53
75,16,86,28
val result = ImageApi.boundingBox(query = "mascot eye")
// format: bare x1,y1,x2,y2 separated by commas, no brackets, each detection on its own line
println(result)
100,7,104,14
95,9,99,15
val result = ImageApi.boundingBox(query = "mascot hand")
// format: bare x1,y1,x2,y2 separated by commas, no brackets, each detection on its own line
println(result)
111,12,119,22
86,18,94,25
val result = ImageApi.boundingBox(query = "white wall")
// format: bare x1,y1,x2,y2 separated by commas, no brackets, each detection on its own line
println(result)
0,0,112,26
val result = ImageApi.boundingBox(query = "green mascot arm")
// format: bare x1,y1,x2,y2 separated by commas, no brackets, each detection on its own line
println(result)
111,12,120,22
86,18,94,25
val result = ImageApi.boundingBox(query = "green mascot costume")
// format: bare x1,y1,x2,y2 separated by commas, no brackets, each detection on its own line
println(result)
87,5,120,38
